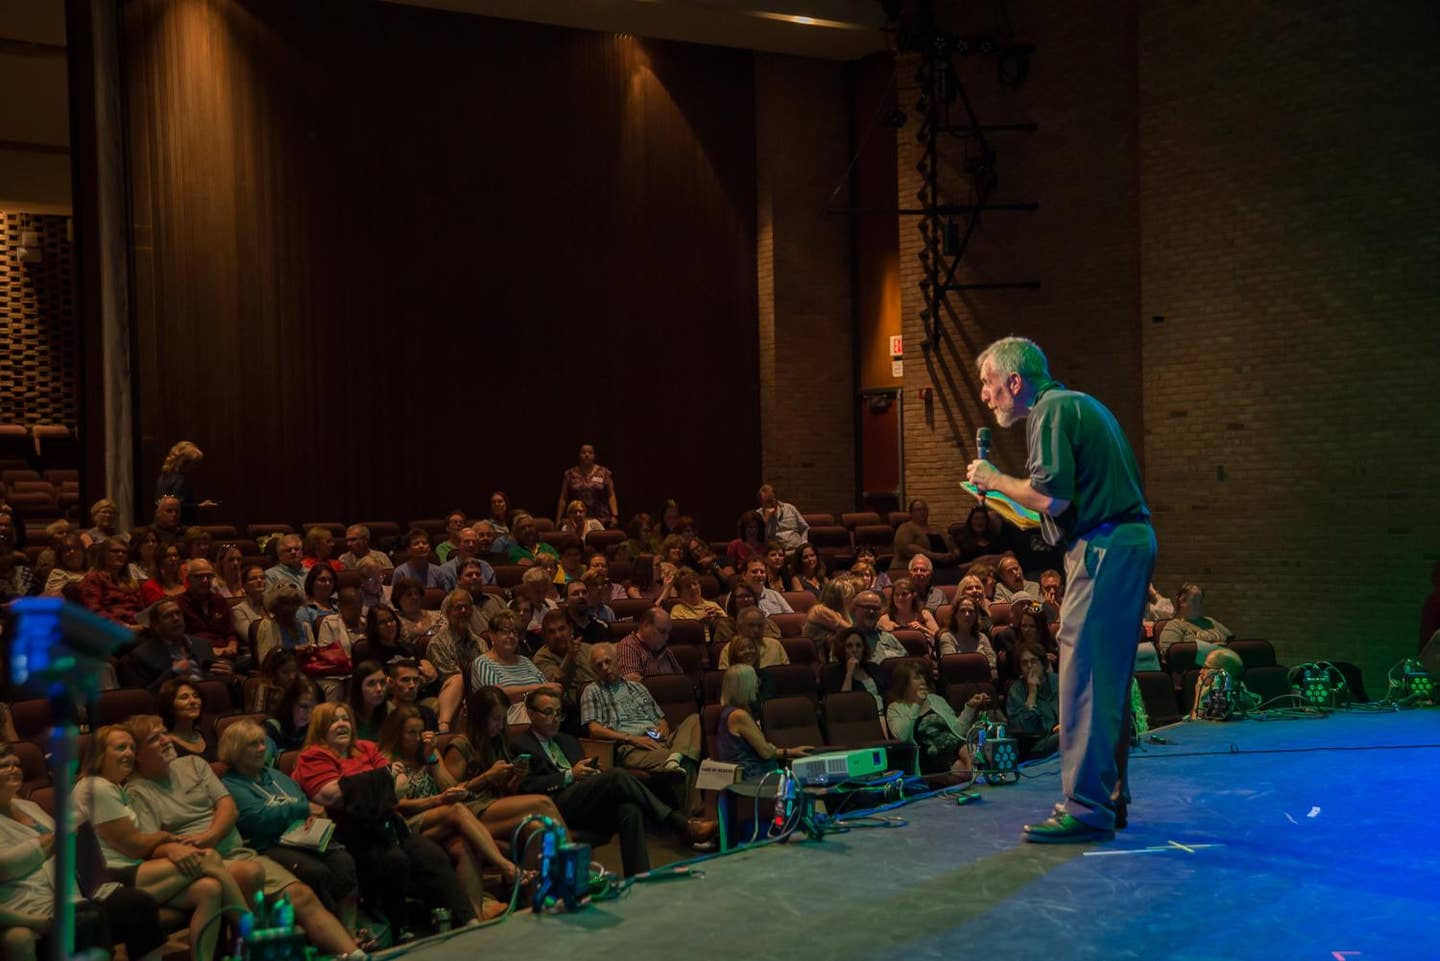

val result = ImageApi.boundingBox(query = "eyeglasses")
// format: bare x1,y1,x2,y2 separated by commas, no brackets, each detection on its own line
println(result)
854,604,882,612
530,707,563,718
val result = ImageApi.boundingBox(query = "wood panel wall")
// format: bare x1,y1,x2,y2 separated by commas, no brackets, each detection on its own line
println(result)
121,0,759,530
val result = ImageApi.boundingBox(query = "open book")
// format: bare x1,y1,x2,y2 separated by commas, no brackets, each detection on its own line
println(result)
960,482,1042,530
279,817,335,853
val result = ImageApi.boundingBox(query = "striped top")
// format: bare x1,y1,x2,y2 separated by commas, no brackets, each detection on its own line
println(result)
471,653,546,691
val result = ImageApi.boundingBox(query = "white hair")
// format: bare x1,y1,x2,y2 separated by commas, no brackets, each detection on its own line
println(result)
976,336,1051,387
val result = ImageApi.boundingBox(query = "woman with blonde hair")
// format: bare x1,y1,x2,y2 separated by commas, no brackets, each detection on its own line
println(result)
155,441,215,526
80,497,125,548
713,666,813,780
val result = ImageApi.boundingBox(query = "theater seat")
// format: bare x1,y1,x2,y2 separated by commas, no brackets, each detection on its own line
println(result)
801,513,835,528
944,681,997,716
8,699,52,741
610,598,655,621
780,591,815,614
939,652,991,687
1244,665,1293,704
1135,671,1181,727
1228,639,1276,669
761,664,819,704
780,637,818,667
771,613,806,638
840,512,882,531
214,713,269,742
641,675,699,730
701,670,725,706
821,692,888,748
668,619,706,651
93,688,158,727
892,629,932,659
760,697,822,749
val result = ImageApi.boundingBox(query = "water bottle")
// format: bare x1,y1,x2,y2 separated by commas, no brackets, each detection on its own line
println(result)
431,908,452,933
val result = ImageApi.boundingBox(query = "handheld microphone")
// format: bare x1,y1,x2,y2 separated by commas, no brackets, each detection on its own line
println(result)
976,427,991,462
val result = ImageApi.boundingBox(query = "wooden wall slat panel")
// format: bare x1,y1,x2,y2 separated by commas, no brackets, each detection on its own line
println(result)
122,0,759,530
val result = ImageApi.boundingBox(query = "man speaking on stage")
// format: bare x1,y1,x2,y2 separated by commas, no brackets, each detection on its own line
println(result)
966,336,1156,843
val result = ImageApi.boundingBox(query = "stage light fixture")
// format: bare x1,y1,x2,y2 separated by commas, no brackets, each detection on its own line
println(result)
1297,666,1333,708
1401,659,1435,702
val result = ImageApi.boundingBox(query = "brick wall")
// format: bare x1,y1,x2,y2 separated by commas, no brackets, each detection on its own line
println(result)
895,5,1142,531
1139,0,1440,687
754,53,856,515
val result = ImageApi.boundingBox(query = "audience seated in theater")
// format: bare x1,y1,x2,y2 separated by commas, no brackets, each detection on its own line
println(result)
265,534,308,593
822,631,883,710
177,558,243,673
805,577,856,661
290,703,476,936
298,564,339,632
155,441,215,526
505,513,557,568
354,556,391,612
516,689,715,877
726,510,766,572
880,577,940,642
256,583,316,663
649,499,685,554
28,520,70,592
966,562,999,606
125,597,221,689
956,505,1004,562
885,662,984,779
580,566,619,620
1157,583,1234,658
890,499,959,578
150,495,185,547
905,555,946,612
578,645,702,789
1015,602,1058,666
1039,569,1064,608
714,665,815,782
392,529,446,589
657,534,689,573
231,563,270,640
79,540,144,627
218,720,363,936
552,536,587,586
387,658,438,731
437,527,494,590
0,742,169,961
994,554,1041,605
717,608,790,669
302,526,345,573
1006,642,1060,759
558,500,604,544
126,527,160,584
956,573,994,635
482,492,515,556
712,581,782,650
684,535,730,584
513,565,558,640
844,590,909,664
341,525,394,572
390,577,442,648
848,560,878,594
157,678,213,761
469,610,556,711
0,501,25,552
428,591,491,731
1144,581,1174,624
350,660,390,740
560,576,608,645
615,608,685,680
936,596,998,676
739,557,793,616
264,677,320,754
317,586,365,657
621,554,656,601
852,545,891,591
533,610,596,730
353,603,418,674
0,531,33,606
41,533,87,596
139,542,186,607
182,527,212,562
759,540,791,594
248,649,299,714
787,542,827,596
439,685,563,841
211,541,246,600
375,707,513,920
613,513,652,564
670,570,725,625
455,558,505,632
73,725,248,961
434,511,467,564
80,497,125,548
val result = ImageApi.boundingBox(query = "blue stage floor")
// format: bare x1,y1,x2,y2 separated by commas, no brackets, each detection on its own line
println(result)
389,707,1440,961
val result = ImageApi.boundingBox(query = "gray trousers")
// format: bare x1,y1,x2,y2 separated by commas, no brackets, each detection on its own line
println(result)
1057,521,1156,829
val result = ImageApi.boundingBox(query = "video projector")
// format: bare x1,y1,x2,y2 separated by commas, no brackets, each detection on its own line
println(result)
790,747,887,786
